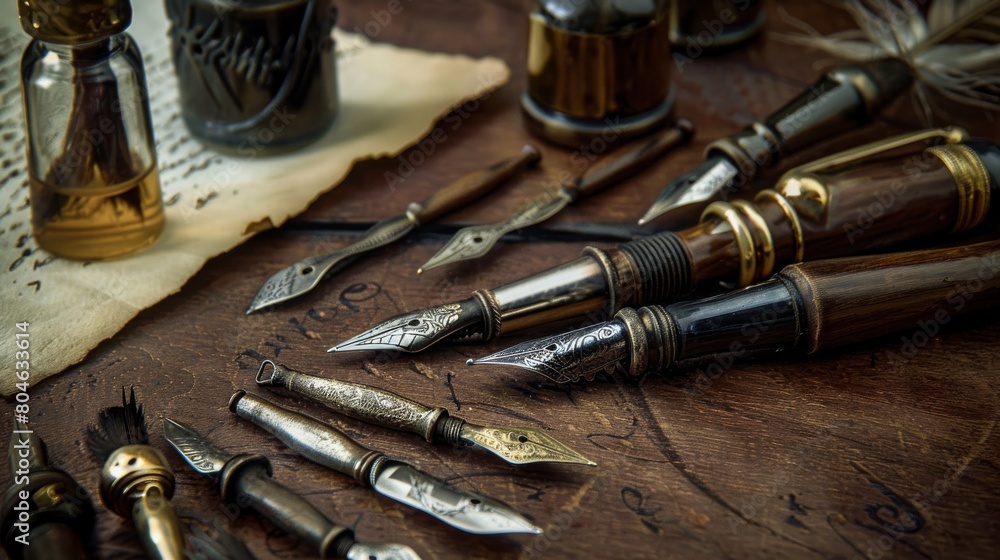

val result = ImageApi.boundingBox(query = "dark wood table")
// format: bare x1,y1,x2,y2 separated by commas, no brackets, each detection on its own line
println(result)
5,1,1000,559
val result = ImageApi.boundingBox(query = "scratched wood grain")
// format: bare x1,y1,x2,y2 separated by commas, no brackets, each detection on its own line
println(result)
3,1,1000,559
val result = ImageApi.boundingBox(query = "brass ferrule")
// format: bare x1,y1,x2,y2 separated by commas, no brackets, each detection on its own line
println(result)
99,445,175,518
927,144,992,232
616,306,678,377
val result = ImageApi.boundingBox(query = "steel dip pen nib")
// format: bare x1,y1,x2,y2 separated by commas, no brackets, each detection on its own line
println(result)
422,120,695,272
247,145,540,313
229,390,542,535
255,360,595,466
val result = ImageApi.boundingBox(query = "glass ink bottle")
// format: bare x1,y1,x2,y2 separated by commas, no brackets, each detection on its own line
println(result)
18,0,165,261
165,0,339,154
523,0,674,147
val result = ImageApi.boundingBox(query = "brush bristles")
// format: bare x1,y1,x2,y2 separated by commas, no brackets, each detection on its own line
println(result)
86,386,149,463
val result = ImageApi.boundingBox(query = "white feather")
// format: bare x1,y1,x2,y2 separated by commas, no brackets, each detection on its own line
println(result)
774,0,1000,118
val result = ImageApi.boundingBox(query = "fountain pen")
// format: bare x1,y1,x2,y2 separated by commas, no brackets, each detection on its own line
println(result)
333,129,1000,355
638,58,914,226
472,239,1000,382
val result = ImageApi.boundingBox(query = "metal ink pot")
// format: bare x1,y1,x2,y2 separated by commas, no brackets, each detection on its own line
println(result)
165,0,339,154
523,0,674,147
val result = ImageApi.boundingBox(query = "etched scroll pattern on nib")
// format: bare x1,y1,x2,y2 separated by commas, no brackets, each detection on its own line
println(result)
370,303,464,346
464,426,550,464
524,323,627,383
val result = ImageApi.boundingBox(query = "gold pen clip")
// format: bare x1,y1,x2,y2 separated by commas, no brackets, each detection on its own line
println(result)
785,126,968,177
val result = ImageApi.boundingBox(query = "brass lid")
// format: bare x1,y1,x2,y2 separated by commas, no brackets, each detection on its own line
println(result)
18,0,132,44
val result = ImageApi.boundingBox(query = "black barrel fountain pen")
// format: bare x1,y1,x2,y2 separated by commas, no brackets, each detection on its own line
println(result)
472,240,1000,382
229,391,542,535
254,360,594,466
639,0,1000,226
333,128,1000,355
163,418,422,560
1,421,96,560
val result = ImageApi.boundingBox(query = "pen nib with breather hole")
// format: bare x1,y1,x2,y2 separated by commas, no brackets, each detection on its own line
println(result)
638,155,740,225
330,298,485,353
468,320,631,384
247,145,541,313
255,360,595,466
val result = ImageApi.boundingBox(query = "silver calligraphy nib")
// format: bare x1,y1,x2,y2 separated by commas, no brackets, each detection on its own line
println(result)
638,155,740,225
469,320,630,384
163,418,423,560
420,120,694,272
247,145,541,314
229,391,542,535
256,360,595,466
419,190,571,273
331,298,485,353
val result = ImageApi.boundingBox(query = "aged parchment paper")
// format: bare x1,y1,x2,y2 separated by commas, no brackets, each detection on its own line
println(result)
0,5,509,395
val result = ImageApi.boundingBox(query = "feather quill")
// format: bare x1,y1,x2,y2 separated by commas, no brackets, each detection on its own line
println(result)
774,0,1000,121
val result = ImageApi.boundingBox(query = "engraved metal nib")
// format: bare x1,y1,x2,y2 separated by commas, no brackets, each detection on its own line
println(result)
248,216,415,314
638,155,740,225
468,320,630,384
373,461,542,535
458,423,596,466
419,190,571,273
331,299,484,353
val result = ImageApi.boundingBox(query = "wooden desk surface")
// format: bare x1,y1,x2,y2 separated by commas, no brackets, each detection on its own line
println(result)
4,1,1000,559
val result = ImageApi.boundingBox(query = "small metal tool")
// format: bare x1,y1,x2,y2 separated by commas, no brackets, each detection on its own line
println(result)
1,420,96,560
163,418,422,560
87,388,185,560
255,360,595,466
229,391,542,536
419,120,694,272
247,145,542,313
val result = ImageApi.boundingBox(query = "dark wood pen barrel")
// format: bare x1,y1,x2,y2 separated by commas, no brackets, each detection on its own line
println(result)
781,240,1000,353
628,240,1000,374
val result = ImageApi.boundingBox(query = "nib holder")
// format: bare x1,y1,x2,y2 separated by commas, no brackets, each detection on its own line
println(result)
217,454,354,558
230,391,384,484
256,361,463,445
704,58,912,187
1,431,96,560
